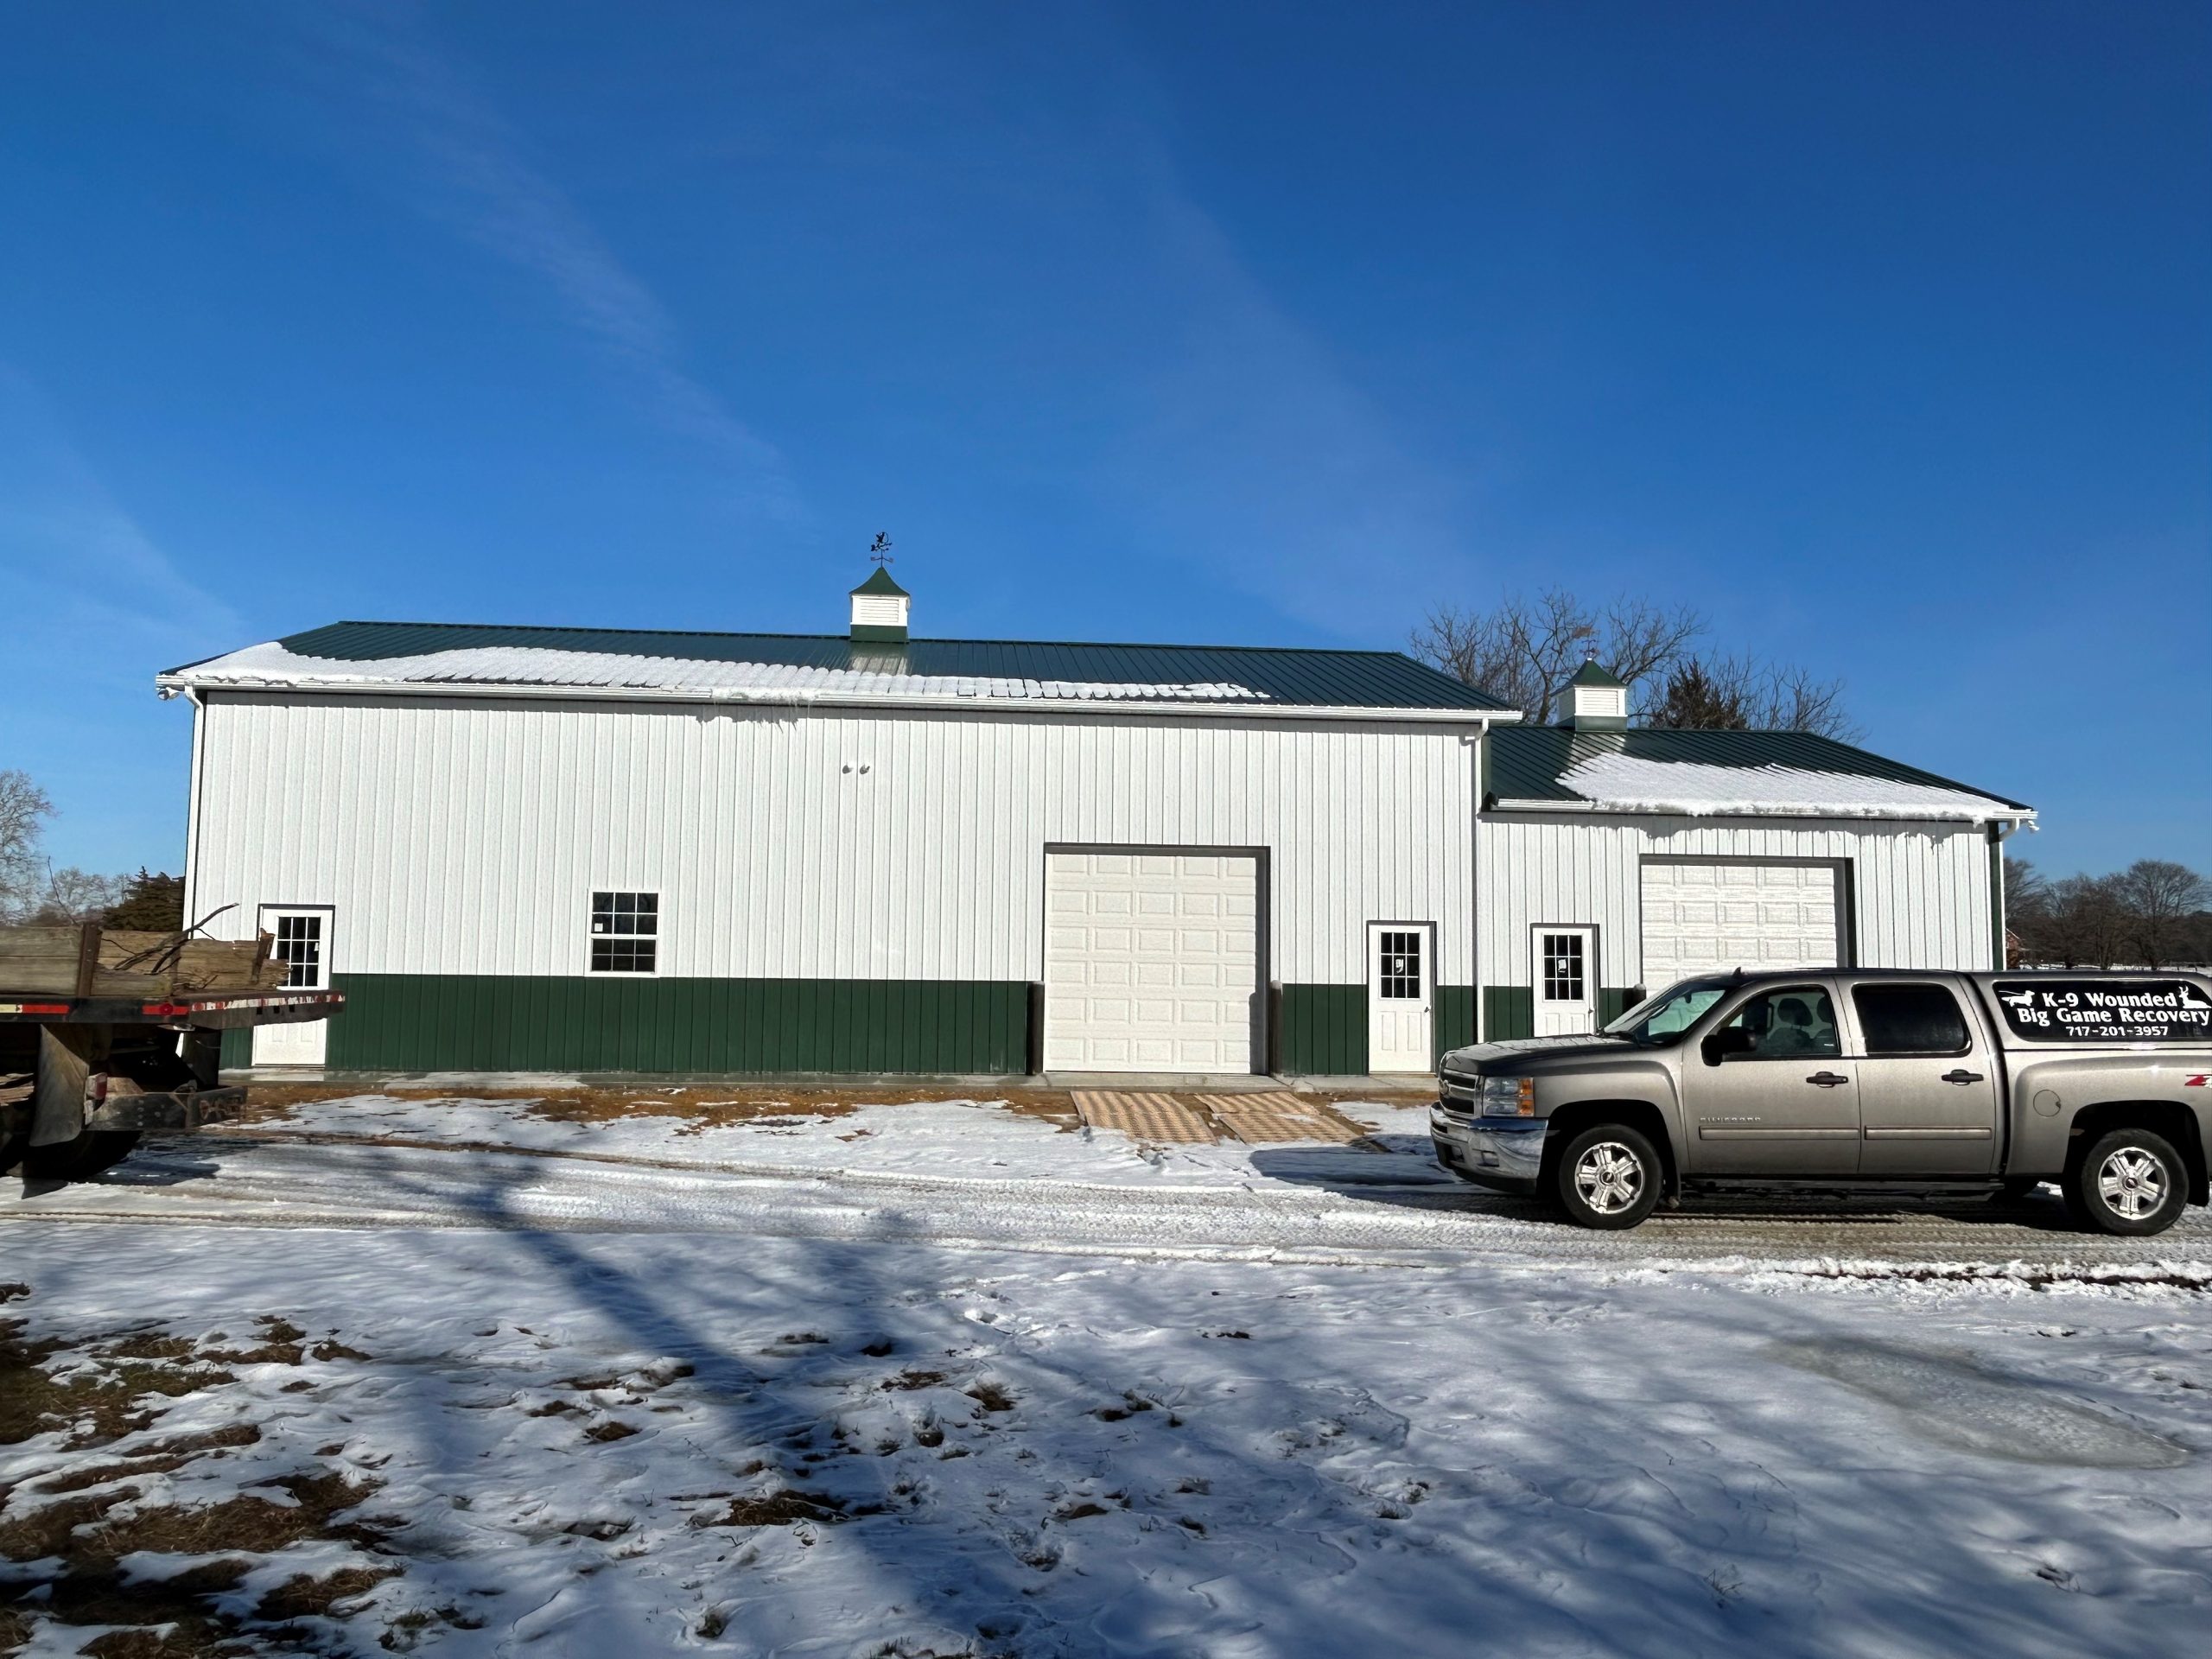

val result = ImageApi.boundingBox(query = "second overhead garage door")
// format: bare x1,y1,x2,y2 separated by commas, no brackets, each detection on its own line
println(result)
1639,859,1847,987
1043,850,1261,1074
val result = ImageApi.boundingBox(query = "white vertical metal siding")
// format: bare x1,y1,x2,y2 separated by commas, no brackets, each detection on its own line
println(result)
186,695,1480,988
1478,814,1995,994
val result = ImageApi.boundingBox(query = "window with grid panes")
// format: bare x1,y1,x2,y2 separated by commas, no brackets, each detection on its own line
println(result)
589,891,658,973
1541,933,1586,1001
273,914,323,988
1378,931,1422,999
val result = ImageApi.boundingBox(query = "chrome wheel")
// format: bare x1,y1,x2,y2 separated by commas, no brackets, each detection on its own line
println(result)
1573,1141,1645,1216
2097,1147,2168,1221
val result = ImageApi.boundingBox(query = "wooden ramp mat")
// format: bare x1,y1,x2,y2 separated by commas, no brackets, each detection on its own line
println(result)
1197,1091,1367,1145
1071,1090,1219,1145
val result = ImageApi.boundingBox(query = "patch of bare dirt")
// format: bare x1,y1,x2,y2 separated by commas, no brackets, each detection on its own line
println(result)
253,1564,397,1621
965,1381,1016,1414
232,1080,1085,1131
0,1320,233,1448
694,1489,849,1528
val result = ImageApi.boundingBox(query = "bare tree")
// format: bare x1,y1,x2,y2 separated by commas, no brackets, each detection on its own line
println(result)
2003,856,2050,954
1694,655,1860,741
2036,874,2131,968
24,868,129,925
2116,859,2212,970
1409,590,1704,723
0,769,55,922
1411,592,1855,735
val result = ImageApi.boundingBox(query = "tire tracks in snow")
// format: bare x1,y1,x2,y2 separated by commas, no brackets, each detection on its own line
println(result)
7,1131,2212,1279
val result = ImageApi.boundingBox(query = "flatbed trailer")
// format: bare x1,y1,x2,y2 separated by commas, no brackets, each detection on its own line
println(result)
1,986,346,1180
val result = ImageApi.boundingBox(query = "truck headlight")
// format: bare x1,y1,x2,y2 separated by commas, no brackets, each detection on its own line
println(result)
1481,1076,1535,1117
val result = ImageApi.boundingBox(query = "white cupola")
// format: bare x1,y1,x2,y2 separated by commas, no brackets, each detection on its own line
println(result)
1566,657,1628,730
849,565,911,644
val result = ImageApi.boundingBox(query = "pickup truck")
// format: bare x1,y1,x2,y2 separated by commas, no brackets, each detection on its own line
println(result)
1431,969,2212,1234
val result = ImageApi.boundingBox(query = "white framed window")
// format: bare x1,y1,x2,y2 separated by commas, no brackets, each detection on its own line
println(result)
589,890,658,974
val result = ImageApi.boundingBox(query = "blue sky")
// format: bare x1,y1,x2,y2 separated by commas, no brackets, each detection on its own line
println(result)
2,1,2205,882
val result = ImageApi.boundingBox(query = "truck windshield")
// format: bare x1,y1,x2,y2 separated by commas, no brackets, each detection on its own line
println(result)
1605,979,1731,1047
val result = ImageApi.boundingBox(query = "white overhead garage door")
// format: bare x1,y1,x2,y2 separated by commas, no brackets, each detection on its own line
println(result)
1043,850,1260,1074
1639,860,1845,987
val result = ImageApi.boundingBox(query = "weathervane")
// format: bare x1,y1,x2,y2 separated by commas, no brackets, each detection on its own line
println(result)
869,531,893,569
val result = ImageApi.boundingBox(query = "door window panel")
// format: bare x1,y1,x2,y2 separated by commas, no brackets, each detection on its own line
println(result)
272,914,323,988
1715,987,1839,1059
1378,931,1421,999
1852,984,1971,1057
1541,934,1586,1001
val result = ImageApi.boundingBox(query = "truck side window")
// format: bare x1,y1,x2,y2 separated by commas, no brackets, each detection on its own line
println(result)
1851,983,1971,1057
1712,988,1839,1060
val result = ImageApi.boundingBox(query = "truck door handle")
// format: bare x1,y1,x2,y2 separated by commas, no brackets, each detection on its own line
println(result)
1806,1071,1849,1088
1942,1070,1985,1085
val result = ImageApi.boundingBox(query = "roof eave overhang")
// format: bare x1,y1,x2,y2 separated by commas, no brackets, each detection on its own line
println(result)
157,671,1522,727
1485,796,2036,826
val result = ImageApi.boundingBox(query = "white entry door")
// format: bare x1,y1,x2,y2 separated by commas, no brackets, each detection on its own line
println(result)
1043,851,1260,1074
251,906,333,1066
1366,922,1434,1073
1534,927,1597,1036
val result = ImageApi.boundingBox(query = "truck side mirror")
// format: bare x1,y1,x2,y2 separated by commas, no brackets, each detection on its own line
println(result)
1702,1029,1751,1066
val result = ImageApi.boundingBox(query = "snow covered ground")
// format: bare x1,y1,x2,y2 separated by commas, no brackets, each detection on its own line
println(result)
5,1093,2212,1656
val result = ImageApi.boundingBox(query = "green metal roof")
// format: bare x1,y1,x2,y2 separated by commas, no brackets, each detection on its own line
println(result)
261,620,1513,712
849,567,910,598
1487,724,2032,811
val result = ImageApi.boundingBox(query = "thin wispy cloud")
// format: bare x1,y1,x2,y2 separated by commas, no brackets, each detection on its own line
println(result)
0,364,242,664
307,4,803,525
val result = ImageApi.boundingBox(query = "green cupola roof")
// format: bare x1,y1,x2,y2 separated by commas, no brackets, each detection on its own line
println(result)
850,567,910,599
1568,657,1625,689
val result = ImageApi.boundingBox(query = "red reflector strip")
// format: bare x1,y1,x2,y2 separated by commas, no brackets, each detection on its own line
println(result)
141,1002,192,1017
9,1003,73,1015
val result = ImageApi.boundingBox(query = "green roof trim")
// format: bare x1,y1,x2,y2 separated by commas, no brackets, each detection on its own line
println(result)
850,567,910,598
1568,658,1625,689
261,620,1514,712
1485,724,2032,812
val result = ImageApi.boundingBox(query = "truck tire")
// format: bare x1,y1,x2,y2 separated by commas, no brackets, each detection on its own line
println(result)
2063,1128,2188,1236
1550,1122,1663,1230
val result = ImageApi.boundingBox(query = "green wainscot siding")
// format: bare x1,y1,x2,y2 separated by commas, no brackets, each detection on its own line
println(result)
319,974,1031,1075
1434,986,1476,1064
1274,984,1476,1075
1483,986,1535,1041
1275,984,1365,1075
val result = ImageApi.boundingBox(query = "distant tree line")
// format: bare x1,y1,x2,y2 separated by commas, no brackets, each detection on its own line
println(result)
2006,857,2212,969
1409,589,1859,737
0,768,186,931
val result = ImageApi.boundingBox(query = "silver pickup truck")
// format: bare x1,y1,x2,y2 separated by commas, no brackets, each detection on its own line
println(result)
1432,969,2212,1234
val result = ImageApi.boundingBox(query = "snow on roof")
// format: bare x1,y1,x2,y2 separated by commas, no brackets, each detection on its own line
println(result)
159,639,1274,705
1535,750,2024,822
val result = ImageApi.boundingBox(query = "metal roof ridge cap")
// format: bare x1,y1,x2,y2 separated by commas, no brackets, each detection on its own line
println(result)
277,619,1503,664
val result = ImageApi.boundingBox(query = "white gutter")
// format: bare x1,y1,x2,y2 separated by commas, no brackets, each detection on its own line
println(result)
156,672,1522,728
1488,796,2036,827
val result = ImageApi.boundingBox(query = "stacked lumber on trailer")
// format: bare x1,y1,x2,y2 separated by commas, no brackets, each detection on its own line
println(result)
0,925,284,996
